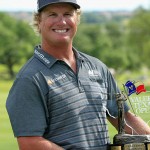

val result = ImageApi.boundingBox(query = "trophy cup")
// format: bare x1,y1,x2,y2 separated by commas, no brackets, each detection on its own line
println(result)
110,80,150,150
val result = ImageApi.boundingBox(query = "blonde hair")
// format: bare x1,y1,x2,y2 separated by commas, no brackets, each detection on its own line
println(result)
32,9,81,35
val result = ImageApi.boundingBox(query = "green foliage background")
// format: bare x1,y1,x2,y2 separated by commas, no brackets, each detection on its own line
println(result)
1,7,150,149
1,7,150,78
0,80,18,150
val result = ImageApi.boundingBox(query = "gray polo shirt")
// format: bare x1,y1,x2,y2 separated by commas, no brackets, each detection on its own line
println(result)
6,45,129,150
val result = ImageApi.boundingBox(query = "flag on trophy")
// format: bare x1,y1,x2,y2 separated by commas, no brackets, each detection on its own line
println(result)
124,80,146,96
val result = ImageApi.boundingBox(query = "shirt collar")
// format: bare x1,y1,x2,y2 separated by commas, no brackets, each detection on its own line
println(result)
34,45,85,68
34,45,57,68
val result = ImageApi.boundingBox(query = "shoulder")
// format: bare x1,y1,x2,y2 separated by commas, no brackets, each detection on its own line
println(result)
17,56,47,79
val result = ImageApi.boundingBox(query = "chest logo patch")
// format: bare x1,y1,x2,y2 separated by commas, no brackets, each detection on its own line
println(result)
88,70,99,77
47,74,67,85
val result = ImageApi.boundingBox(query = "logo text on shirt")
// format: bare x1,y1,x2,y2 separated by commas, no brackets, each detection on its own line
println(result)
35,49,50,64
88,70,99,77
47,74,67,85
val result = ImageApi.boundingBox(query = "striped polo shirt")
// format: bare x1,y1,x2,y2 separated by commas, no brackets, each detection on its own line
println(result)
6,45,129,150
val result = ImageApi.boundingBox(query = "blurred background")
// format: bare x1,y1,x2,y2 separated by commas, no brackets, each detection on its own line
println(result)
0,0,150,149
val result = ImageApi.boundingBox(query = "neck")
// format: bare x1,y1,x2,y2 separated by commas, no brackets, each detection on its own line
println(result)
42,41,73,57
41,43,77,73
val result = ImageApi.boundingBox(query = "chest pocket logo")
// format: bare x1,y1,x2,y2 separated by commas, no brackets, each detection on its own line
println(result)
47,74,67,85
88,70,99,77
88,69,103,83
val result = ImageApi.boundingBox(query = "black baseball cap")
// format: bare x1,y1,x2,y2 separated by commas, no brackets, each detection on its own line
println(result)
37,0,80,12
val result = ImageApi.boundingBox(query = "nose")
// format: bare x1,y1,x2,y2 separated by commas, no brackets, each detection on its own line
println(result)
57,15,67,25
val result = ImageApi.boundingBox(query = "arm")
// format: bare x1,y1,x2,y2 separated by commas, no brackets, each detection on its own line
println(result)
17,136,64,150
108,115,133,134
124,111,150,135
108,111,150,135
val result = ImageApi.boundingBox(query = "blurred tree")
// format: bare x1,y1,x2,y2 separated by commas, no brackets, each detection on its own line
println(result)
103,22,129,70
0,12,39,78
74,24,111,61
127,7,150,68
105,22,123,48
73,24,95,55
74,23,128,70
0,23,18,78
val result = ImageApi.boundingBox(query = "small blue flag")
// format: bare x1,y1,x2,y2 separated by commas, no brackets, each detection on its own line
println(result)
125,80,136,96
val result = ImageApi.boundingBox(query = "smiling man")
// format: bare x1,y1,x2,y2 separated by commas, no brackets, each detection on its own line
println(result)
6,0,150,150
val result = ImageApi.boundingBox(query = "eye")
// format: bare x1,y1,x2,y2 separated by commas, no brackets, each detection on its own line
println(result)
64,13,71,16
64,11,74,17
48,13,57,17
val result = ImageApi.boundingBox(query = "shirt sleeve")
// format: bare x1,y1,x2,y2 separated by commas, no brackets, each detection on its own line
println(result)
6,78,48,137
106,71,130,118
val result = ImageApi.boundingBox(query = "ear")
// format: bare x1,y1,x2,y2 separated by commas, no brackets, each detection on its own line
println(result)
76,9,81,25
37,14,42,33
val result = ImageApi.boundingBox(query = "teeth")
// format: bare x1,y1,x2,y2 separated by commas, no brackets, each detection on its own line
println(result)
54,29,67,33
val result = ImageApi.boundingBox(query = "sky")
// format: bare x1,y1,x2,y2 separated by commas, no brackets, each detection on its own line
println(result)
0,0,150,12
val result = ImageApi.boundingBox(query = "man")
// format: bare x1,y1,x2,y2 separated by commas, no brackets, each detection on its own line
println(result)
6,0,150,150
